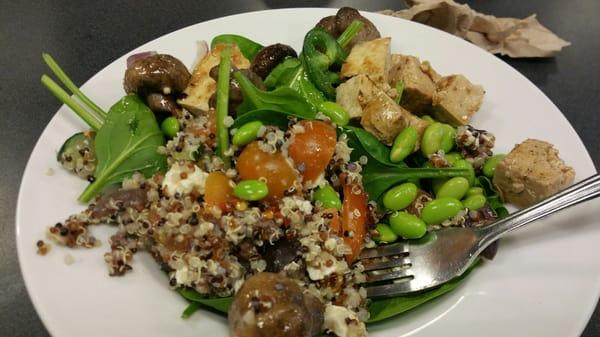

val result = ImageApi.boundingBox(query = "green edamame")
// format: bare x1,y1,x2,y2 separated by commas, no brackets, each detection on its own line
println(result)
421,123,455,157
453,159,475,185
444,152,462,166
432,178,446,195
318,101,350,126
421,115,435,123
437,177,470,199
313,184,342,210
232,121,263,146
161,116,180,138
389,211,427,239
421,197,464,225
374,223,398,243
483,154,506,178
390,126,418,163
466,187,484,197
233,180,269,201
383,182,418,211
463,194,487,210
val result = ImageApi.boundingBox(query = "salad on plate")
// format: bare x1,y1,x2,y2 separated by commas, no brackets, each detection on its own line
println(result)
38,7,575,337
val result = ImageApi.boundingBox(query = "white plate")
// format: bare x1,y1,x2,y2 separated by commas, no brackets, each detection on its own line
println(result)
17,8,600,337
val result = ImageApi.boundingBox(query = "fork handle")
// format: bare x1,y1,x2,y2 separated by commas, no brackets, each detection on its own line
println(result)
478,173,600,248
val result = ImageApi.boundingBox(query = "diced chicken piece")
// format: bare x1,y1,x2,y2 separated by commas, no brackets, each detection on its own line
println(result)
335,74,379,119
431,74,485,126
493,139,575,208
360,89,429,145
178,43,250,114
388,54,439,115
340,37,391,84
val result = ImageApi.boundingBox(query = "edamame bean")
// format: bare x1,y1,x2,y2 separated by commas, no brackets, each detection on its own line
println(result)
374,223,398,243
466,187,484,197
440,124,456,153
421,115,435,123
421,123,455,157
421,197,464,225
161,116,180,138
437,177,470,199
390,126,418,163
318,101,350,126
383,182,418,211
232,121,263,146
482,154,506,178
444,152,462,166
453,159,475,185
463,194,487,210
389,211,427,239
313,184,342,210
233,180,269,201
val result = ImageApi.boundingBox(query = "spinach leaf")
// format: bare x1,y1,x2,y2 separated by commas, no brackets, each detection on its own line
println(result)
211,34,263,60
234,71,316,117
78,95,167,202
181,302,201,319
177,288,232,314
342,126,407,168
368,261,479,323
233,108,307,130
264,57,326,109
476,176,509,217
362,161,469,202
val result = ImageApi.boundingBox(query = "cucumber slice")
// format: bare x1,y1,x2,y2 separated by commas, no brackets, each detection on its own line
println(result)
57,131,97,180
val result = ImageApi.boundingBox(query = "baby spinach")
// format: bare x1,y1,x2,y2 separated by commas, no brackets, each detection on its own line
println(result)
216,46,232,166
362,161,469,202
342,126,407,168
178,288,232,315
210,34,263,60
476,176,509,217
367,261,479,323
264,57,326,109
78,95,167,202
235,71,315,117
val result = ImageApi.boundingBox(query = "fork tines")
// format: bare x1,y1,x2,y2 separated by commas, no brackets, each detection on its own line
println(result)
357,242,415,297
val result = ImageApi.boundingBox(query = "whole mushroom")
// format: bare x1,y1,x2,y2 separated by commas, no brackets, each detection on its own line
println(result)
250,43,298,79
123,54,191,96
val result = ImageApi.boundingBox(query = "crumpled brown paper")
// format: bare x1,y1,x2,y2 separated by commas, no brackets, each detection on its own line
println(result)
380,0,570,57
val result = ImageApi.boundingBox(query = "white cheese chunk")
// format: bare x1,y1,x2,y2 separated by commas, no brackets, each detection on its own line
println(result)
324,304,367,337
162,162,208,197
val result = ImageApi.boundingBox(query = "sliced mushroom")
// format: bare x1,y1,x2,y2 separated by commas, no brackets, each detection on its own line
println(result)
124,54,191,96
250,43,298,79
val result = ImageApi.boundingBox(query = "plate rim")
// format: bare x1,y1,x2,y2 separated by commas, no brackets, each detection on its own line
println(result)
15,7,599,337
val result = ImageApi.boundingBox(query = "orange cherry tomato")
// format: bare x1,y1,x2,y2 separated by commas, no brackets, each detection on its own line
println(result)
287,120,336,184
204,171,233,210
324,208,341,234
341,175,369,263
236,142,298,200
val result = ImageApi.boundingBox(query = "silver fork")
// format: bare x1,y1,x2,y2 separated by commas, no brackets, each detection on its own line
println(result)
359,173,600,298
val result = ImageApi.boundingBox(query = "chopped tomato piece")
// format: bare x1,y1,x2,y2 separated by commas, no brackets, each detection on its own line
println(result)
288,120,336,185
341,175,369,263
204,171,233,210
236,142,298,200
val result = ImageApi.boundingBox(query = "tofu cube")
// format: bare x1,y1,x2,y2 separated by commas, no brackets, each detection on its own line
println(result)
178,43,250,114
360,89,429,146
335,74,379,119
431,74,485,126
493,139,575,208
388,54,439,115
340,37,391,84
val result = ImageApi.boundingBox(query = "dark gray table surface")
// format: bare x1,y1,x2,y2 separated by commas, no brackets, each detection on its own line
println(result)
1,1,598,336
